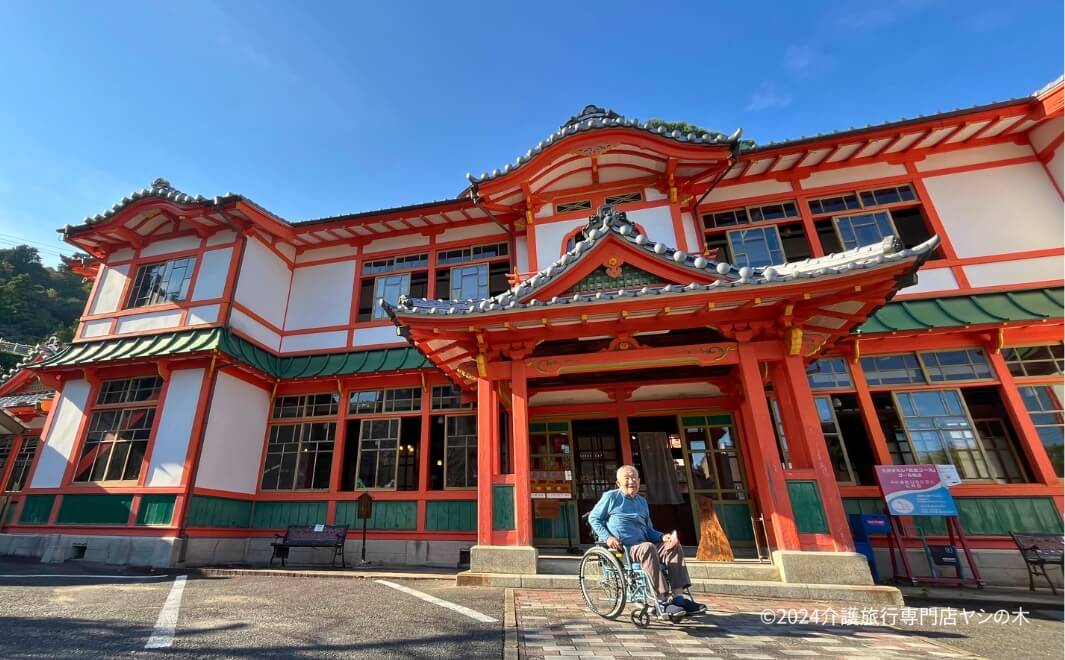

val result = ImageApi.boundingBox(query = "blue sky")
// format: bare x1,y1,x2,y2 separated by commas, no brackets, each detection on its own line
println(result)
1,0,1061,265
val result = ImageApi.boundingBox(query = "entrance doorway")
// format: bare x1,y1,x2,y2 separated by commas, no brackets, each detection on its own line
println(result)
628,416,697,546
572,419,621,544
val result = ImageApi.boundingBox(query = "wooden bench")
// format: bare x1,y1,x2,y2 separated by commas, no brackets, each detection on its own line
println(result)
270,525,349,568
1009,532,1063,595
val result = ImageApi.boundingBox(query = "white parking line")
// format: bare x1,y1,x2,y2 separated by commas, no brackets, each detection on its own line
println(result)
145,575,188,649
374,579,498,623
0,574,171,579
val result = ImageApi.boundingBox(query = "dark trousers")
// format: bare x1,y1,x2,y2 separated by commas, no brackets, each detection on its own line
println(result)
629,541,691,600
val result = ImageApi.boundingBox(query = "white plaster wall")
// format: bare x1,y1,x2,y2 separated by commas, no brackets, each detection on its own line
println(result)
280,331,348,353
206,229,236,247
80,319,111,338
438,223,506,244
353,325,404,347
284,261,356,331
643,187,668,202
900,267,959,295
681,212,700,254
195,372,270,494
363,234,429,254
923,162,1065,257
146,368,205,487
515,236,529,275
190,247,232,301
115,309,182,334
964,255,1064,288
230,309,282,351
140,236,201,258
1028,119,1064,153
915,142,1034,173
276,242,296,261
800,162,907,189
107,248,134,263
1049,146,1064,192
88,264,130,315
703,179,792,203
233,237,291,329
534,218,586,267
185,304,220,326
30,379,91,488
626,206,676,244
295,244,356,264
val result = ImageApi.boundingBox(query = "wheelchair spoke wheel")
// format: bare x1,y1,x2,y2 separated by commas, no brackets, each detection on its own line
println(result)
578,547,626,619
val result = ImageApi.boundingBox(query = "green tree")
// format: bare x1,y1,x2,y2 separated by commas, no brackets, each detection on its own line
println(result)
0,245,91,352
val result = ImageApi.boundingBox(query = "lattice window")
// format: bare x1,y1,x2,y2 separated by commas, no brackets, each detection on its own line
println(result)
127,257,196,308
555,200,593,214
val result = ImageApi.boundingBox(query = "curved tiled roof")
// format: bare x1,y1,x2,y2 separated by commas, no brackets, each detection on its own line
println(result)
465,105,747,185
386,205,939,318
858,287,1064,334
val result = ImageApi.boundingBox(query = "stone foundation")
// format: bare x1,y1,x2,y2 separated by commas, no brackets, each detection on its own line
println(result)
470,545,538,574
0,533,181,568
772,550,875,586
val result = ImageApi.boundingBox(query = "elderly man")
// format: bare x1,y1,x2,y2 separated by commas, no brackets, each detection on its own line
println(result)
588,465,704,616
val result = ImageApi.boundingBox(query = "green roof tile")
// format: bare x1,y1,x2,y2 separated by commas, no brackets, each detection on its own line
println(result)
37,328,431,379
858,287,1064,334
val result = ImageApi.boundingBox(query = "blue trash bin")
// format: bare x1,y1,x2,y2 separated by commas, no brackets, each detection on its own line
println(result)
849,513,890,583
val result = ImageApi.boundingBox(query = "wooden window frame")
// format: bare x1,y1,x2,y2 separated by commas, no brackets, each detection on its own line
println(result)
1003,343,1065,378
261,392,339,492
125,256,197,309
5,437,38,492
725,225,786,268
353,417,402,491
443,413,478,490
814,395,859,485
71,376,163,485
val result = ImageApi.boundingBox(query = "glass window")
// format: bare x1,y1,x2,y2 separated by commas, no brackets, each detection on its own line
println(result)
127,257,196,308
894,389,992,480
373,273,410,320
861,354,925,386
97,376,163,405
1020,385,1064,477
807,358,854,390
920,349,993,382
272,393,340,419
355,418,400,489
445,415,478,489
809,193,861,215
834,211,897,250
0,436,11,476
703,208,749,229
726,226,785,268
74,407,156,482
816,397,857,483
362,254,428,275
450,263,489,301
348,388,421,415
6,438,38,492
1004,344,1065,377
260,422,335,490
431,385,471,410
437,243,508,266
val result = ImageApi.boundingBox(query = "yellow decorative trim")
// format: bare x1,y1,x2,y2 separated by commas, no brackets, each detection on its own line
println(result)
787,326,804,356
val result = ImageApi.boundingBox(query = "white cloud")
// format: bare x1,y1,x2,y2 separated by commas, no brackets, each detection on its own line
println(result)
746,82,793,112
783,45,832,78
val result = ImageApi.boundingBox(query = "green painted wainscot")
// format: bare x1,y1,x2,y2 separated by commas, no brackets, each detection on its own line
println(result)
136,495,176,526
843,497,1065,536
18,494,55,524
57,495,133,525
186,495,254,528
787,481,830,534
251,501,328,529
492,485,516,531
425,500,477,532
335,500,416,530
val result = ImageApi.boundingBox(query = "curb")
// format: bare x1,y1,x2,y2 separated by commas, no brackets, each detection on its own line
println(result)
179,567,458,581
503,587,518,660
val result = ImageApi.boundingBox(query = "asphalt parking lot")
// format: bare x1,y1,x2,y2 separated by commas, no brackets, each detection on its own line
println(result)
0,558,505,658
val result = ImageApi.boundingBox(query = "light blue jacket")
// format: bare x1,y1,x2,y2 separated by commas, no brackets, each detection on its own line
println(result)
588,488,664,547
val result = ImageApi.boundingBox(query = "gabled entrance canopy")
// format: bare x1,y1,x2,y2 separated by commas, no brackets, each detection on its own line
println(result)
385,206,939,386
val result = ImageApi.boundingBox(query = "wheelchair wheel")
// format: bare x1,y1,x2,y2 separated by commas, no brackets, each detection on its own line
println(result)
631,607,650,628
578,547,626,619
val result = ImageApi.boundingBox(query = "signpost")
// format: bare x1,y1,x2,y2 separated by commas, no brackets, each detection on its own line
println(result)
874,465,983,588
357,492,373,565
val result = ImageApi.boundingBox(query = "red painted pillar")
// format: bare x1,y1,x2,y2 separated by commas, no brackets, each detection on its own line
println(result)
776,355,856,552
476,377,497,545
987,350,1061,487
735,344,800,551
510,360,533,546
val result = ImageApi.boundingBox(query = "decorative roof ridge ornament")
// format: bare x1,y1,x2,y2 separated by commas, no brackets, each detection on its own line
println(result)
562,105,623,130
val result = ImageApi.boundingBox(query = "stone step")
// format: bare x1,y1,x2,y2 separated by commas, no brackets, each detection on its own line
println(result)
457,571,903,607
538,555,781,582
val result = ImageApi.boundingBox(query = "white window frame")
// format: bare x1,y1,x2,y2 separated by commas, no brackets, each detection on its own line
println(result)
372,273,411,320
832,210,899,250
891,388,999,482
726,225,785,268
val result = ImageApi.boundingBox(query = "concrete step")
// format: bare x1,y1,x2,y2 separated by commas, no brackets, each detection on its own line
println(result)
538,555,781,582
457,571,903,607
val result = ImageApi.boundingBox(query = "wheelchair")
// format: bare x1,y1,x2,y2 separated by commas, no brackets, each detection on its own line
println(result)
577,542,703,627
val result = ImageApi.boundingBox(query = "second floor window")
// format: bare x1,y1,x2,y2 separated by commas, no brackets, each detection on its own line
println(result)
73,376,162,483
127,257,196,308
833,211,898,250
727,226,785,268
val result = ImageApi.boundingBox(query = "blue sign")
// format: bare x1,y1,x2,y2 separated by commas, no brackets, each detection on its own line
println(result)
875,465,959,517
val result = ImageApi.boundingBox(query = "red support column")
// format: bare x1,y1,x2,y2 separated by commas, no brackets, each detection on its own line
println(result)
987,350,1061,486
849,357,895,466
735,344,800,551
476,377,497,545
776,355,856,552
511,361,533,546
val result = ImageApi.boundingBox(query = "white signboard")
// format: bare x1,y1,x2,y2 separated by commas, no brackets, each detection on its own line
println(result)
936,465,962,487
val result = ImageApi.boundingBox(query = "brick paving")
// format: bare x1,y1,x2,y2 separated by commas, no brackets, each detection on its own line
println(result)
515,590,983,660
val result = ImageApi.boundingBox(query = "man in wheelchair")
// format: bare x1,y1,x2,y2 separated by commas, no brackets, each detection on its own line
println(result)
588,464,706,617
